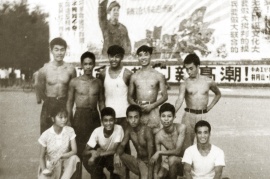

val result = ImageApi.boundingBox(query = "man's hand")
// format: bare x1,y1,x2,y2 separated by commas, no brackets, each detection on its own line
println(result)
114,155,122,168
150,152,159,165
141,104,154,113
88,150,100,166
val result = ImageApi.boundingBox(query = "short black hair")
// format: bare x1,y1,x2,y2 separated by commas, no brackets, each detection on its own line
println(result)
50,106,68,119
101,107,116,119
184,53,200,67
80,51,96,64
159,103,175,117
50,37,67,50
107,45,125,57
195,120,211,133
136,45,153,55
126,105,142,117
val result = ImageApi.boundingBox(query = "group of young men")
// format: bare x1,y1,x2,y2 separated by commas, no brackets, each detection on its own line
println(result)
35,37,225,179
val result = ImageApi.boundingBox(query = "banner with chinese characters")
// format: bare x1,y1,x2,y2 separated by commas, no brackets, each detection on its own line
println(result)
90,65,270,83
49,0,270,62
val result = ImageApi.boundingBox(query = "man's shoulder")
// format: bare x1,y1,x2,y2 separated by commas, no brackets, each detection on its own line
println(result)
211,144,224,153
118,23,128,31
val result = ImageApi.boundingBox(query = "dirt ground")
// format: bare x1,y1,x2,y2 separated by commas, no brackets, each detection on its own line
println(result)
1,87,270,179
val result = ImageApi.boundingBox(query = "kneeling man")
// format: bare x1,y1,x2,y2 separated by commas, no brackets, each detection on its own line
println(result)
150,103,186,179
114,105,154,179
182,120,225,179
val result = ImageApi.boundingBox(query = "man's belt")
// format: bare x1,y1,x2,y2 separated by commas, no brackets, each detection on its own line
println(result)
137,101,152,106
185,108,207,114
47,96,67,101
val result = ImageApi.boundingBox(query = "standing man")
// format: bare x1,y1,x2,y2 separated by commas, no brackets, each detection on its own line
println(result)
128,45,168,134
36,37,76,134
98,0,131,55
114,104,154,179
99,45,132,131
150,103,186,179
67,51,105,160
182,120,225,179
175,53,221,149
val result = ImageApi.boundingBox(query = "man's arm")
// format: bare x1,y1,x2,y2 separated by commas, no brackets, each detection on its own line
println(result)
98,79,105,111
207,80,221,112
36,67,47,101
98,0,108,33
175,82,186,112
184,163,193,179
145,127,155,179
213,166,224,179
114,128,130,167
98,142,121,157
123,27,131,54
66,79,76,125
128,74,137,105
153,74,168,109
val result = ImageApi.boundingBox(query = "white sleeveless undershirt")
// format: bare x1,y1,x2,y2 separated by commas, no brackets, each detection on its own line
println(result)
104,67,129,118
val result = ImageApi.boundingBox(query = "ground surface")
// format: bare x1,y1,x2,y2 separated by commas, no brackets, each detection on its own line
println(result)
1,87,270,179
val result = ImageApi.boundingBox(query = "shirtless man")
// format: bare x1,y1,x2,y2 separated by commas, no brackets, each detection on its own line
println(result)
37,37,76,134
114,105,154,179
67,51,105,160
175,53,221,149
128,45,168,134
182,120,225,179
150,103,186,179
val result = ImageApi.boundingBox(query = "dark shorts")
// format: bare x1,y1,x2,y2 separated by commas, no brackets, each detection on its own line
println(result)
83,154,120,179
71,107,101,159
40,97,67,134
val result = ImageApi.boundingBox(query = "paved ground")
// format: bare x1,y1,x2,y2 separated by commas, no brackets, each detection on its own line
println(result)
1,87,270,179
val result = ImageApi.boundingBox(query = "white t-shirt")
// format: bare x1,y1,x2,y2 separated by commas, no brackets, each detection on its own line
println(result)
87,124,124,151
182,144,225,179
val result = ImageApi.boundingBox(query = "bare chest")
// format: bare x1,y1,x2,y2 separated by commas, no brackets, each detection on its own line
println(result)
46,68,71,85
130,130,147,147
161,132,178,149
76,80,100,96
186,81,209,95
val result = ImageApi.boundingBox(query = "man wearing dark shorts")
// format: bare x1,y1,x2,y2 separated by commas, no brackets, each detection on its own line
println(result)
67,51,105,161
36,38,76,134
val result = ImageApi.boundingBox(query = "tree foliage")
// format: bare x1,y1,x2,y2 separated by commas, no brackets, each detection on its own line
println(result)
0,2,49,71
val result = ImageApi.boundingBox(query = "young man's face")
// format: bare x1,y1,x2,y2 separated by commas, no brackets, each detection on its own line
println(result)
109,6,119,21
160,111,174,128
184,62,199,78
109,54,123,68
138,51,151,67
102,115,115,131
53,113,67,128
82,57,95,75
196,126,210,144
51,45,66,62
127,111,140,128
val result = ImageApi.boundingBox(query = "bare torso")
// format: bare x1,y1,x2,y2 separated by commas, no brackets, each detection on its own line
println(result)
133,69,161,103
129,125,151,161
185,75,211,110
158,124,180,150
43,63,75,97
72,76,102,108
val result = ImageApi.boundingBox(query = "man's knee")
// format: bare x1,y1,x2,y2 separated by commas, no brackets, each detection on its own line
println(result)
168,156,181,167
